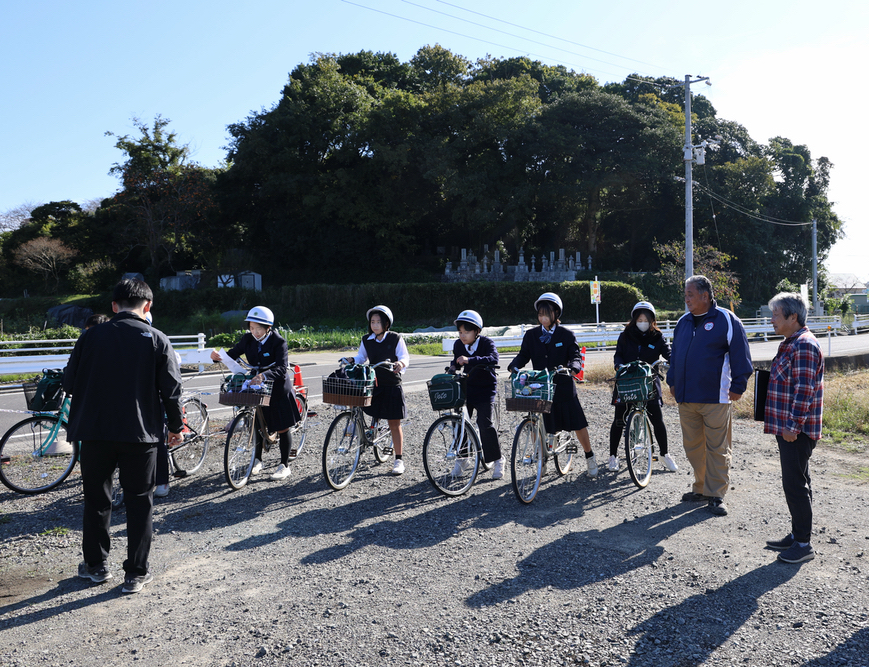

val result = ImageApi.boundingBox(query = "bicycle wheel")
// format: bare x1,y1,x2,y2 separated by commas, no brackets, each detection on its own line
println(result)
625,410,653,488
511,418,543,504
171,397,209,475
422,415,480,496
322,412,362,490
224,411,257,490
290,394,309,455
111,466,124,509
373,420,393,464
0,416,78,494
553,431,575,475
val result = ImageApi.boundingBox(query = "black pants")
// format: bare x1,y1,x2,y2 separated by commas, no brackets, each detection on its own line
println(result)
80,440,157,576
777,433,816,543
467,401,501,464
254,429,291,466
610,401,668,456
156,439,169,485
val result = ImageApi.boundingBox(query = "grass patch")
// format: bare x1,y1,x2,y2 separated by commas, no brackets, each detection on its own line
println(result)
39,526,69,537
408,343,449,356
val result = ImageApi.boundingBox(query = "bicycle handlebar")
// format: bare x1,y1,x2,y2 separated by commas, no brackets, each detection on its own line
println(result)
231,358,278,374
445,364,500,377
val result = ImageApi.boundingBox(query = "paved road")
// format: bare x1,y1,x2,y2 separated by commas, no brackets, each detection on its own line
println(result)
2,331,868,434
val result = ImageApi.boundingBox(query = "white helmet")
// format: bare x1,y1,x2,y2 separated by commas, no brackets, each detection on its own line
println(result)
366,305,394,328
245,306,274,326
534,292,563,315
631,301,656,318
454,309,483,330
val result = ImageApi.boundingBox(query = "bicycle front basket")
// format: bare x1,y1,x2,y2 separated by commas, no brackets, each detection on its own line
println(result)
615,361,654,403
505,370,554,413
427,374,464,410
321,374,375,407
218,375,274,406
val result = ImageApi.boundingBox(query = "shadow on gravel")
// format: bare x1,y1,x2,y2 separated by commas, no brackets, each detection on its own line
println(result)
624,561,801,667
465,503,712,608
0,575,122,630
800,626,869,667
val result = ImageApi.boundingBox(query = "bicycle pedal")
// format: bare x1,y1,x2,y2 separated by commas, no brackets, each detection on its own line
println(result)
566,445,578,454
380,447,394,455
172,470,188,478
287,449,299,459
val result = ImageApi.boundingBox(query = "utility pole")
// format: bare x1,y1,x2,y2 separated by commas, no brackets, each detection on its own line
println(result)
672,75,711,280
812,218,819,314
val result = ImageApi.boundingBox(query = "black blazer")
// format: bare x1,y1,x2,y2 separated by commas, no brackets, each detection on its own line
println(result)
509,325,581,399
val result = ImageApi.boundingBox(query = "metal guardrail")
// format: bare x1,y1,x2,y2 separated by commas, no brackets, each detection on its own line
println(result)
853,315,869,332
0,333,212,376
441,315,843,351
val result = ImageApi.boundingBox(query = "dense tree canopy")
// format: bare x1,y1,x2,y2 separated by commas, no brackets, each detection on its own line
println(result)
0,46,843,307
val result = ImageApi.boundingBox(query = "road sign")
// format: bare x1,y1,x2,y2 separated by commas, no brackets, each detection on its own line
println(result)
590,280,601,304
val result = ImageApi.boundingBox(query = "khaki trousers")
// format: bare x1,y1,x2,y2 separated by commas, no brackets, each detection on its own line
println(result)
677,402,733,499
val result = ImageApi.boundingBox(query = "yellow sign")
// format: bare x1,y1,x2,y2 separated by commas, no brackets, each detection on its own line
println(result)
590,281,601,304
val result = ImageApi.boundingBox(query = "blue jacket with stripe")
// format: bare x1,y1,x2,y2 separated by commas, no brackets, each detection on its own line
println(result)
665,302,753,404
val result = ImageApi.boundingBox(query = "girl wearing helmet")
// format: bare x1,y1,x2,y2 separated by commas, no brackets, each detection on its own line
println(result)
210,306,301,481
608,302,676,472
450,310,503,479
342,305,410,475
508,292,599,477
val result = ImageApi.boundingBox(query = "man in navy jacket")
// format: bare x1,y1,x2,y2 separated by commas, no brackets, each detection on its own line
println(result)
666,275,752,516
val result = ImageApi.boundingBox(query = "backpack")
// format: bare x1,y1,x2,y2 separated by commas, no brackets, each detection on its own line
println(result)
26,369,65,411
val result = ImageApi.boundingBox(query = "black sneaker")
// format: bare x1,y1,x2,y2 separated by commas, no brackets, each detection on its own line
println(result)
681,491,710,502
766,534,795,551
78,561,113,583
778,542,815,564
708,497,728,516
121,572,154,594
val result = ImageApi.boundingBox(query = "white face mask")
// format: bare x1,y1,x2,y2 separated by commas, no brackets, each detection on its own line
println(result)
637,321,651,333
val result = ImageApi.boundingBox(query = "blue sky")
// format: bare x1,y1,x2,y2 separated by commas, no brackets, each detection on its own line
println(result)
2,0,865,281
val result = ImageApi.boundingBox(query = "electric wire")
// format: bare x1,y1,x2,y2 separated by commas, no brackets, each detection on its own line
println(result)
689,179,813,226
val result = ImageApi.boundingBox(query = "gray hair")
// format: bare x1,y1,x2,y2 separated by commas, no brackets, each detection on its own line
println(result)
686,275,714,300
768,292,807,327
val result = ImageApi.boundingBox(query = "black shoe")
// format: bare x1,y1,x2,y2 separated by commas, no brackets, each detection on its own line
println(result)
708,497,728,516
778,542,815,563
766,534,795,551
681,491,710,502
121,572,154,594
78,561,113,583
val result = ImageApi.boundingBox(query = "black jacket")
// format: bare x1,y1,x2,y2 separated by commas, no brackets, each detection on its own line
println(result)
450,335,499,403
63,311,183,443
225,331,300,432
612,325,671,406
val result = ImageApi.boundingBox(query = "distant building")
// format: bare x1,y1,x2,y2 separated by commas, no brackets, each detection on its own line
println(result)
827,273,867,299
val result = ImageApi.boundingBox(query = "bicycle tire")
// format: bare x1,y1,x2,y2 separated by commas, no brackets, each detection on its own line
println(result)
290,394,309,456
511,418,543,504
224,411,257,490
554,431,575,475
422,414,480,496
625,410,653,488
373,420,392,464
171,397,209,475
322,412,362,490
0,416,78,494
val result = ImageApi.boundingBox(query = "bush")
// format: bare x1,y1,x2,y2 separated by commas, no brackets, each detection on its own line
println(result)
68,260,117,294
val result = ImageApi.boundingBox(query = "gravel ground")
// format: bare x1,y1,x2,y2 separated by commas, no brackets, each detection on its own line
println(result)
2,385,869,667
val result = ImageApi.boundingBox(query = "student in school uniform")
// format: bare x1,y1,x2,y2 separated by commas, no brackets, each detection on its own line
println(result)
210,306,300,480
341,305,409,475
449,310,504,479
508,292,598,477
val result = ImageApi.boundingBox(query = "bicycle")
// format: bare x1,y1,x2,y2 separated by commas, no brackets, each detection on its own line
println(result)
507,367,578,504
321,360,396,490
422,364,498,496
220,358,309,490
613,359,668,489
0,375,212,496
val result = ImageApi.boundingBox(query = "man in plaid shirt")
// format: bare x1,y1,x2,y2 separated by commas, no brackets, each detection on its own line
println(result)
763,292,824,564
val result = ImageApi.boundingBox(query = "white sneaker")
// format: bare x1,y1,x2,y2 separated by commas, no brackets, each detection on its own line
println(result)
607,455,618,471
154,484,169,497
491,458,504,480
391,459,406,475
251,459,263,475
585,453,598,478
663,453,679,472
270,463,291,480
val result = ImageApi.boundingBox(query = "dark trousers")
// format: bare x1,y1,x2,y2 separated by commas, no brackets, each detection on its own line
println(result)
156,440,169,485
776,432,816,543
467,400,501,463
80,440,157,576
610,401,668,456
254,429,291,466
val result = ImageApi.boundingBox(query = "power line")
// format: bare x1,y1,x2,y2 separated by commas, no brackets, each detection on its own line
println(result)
689,180,813,227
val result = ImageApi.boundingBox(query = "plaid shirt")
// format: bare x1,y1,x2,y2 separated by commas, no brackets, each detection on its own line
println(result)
764,327,824,440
